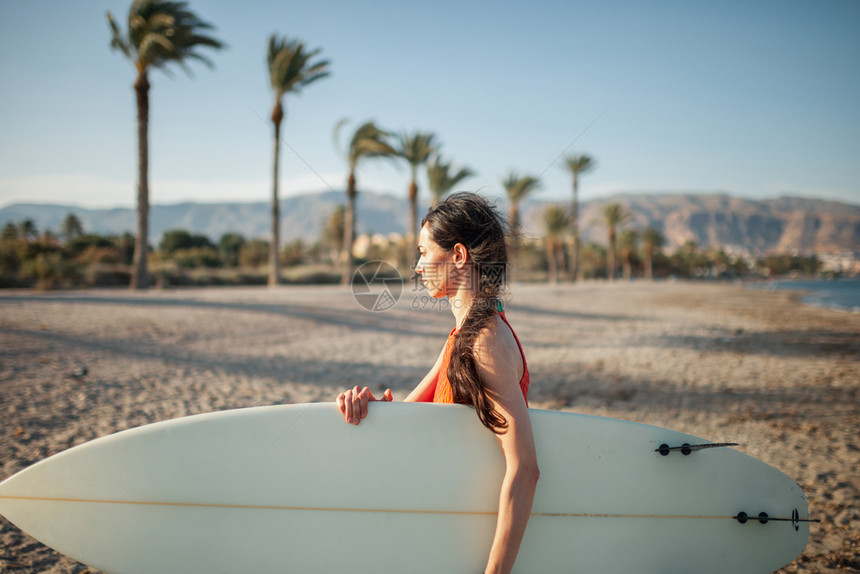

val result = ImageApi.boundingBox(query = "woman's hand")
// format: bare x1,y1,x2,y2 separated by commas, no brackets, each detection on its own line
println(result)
336,386,393,425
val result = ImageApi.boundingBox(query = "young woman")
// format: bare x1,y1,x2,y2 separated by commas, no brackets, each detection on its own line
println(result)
336,192,539,574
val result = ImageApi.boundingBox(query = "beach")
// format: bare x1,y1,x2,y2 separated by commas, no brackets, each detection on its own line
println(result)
0,281,857,573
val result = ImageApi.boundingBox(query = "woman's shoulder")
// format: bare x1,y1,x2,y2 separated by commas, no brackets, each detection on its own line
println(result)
473,314,525,399
473,314,520,362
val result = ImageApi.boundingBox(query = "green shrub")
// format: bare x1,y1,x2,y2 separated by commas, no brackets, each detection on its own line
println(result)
82,264,132,287
20,252,80,290
160,230,215,255
171,247,221,269
75,245,124,265
239,240,269,268
0,239,21,274
217,233,246,267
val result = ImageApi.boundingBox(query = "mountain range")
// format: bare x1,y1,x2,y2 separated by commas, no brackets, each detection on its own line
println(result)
1,191,858,256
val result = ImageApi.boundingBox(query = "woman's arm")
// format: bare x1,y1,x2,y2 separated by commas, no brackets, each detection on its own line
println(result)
336,342,447,424
474,324,539,574
403,344,446,403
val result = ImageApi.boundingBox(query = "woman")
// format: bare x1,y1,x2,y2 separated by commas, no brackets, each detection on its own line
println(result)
336,192,539,574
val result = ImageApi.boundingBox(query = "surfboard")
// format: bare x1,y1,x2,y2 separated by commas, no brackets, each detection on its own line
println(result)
0,403,810,573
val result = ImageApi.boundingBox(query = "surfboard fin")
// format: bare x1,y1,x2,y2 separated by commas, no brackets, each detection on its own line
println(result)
734,509,820,531
655,442,739,456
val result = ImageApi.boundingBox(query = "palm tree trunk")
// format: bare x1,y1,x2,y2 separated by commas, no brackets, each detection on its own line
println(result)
408,179,418,244
407,177,418,271
607,228,616,281
269,103,283,287
508,204,520,284
645,245,654,281
340,173,357,286
546,240,558,284
131,71,150,290
558,244,567,283
570,174,580,282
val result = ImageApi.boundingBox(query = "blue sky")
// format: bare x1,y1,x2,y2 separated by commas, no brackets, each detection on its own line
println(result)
0,0,858,208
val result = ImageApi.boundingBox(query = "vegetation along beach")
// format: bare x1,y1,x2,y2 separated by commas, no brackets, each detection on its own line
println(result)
0,281,858,573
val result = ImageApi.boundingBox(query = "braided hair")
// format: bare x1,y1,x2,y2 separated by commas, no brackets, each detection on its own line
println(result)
421,192,510,433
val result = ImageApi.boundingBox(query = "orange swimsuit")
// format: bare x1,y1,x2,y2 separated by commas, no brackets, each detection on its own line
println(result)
429,311,529,405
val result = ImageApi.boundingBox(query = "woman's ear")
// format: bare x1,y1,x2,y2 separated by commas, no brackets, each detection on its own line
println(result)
452,243,470,268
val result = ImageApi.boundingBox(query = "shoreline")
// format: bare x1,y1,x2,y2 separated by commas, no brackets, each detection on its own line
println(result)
742,277,860,313
1,282,858,572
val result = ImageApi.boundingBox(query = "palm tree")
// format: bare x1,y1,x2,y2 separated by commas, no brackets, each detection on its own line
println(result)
61,213,84,245
20,219,38,243
39,230,59,248
581,241,607,279
542,204,569,284
502,171,542,282
322,204,346,262
396,131,436,250
333,120,396,285
1,223,17,242
266,34,330,287
561,154,596,281
601,203,630,281
674,240,703,278
617,228,638,280
642,227,664,281
107,0,224,289
426,155,474,206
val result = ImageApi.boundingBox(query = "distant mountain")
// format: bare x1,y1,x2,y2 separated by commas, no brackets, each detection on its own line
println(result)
0,191,412,245
522,193,860,256
2,191,858,256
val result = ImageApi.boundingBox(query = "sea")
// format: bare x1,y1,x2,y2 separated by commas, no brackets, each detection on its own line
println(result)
754,278,860,312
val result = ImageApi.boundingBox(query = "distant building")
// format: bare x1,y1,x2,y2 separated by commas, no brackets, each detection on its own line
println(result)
819,252,859,276
353,232,404,258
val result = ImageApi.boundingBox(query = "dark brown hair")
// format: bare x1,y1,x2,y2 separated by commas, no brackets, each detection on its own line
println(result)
421,192,509,433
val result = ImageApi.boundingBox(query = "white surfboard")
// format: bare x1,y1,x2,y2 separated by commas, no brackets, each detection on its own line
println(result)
0,403,810,574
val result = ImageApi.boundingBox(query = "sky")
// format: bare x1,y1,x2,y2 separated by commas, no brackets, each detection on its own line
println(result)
0,0,858,209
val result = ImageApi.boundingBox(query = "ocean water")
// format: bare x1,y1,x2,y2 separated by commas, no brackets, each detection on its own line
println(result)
758,278,860,312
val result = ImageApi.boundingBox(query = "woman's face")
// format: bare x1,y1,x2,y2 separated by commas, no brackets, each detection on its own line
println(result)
415,224,456,298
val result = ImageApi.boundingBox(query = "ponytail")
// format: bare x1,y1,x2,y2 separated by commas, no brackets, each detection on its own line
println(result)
422,193,509,433
448,295,508,433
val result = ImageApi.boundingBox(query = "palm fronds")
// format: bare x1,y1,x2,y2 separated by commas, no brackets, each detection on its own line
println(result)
268,34,330,99
108,0,225,75
562,153,596,177
542,204,569,239
396,131,437,174
502,171,542,205
426,156,474,205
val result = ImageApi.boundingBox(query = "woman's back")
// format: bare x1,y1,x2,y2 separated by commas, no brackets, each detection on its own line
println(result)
431,311,529,405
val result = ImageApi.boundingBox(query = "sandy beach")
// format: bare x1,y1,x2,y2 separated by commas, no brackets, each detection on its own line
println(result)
0,281,857,573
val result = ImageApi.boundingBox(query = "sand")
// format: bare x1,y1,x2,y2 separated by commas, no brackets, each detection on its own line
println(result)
0,281,857,573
